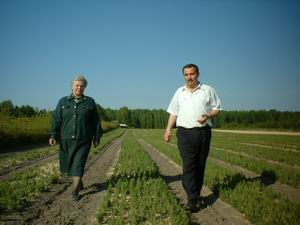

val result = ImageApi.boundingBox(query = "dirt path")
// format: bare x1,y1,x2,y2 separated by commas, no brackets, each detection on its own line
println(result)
137,137,252,225
213,129,300,136
1,136,123,225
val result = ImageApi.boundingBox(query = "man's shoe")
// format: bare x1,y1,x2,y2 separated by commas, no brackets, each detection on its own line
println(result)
196,196,207,208
187,199,199,213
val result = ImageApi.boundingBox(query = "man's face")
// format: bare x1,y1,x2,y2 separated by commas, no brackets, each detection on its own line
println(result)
72,80,85,97
183,67,199,89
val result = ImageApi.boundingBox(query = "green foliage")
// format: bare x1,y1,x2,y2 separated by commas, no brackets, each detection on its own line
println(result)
0,145,57,170
103,107,168,129
205,164,300,225
0,100,48,117
0,129,124,212
135,129,300,225
0,100,119,149
97,131,189,225
220,177,300,225
96,107,300,130
209,147,300,187
214,110,300,130
210,131,300,187
0,100,14,116
0,114,51,149
0,160,60,211
211,132,300,166
2,100,300,133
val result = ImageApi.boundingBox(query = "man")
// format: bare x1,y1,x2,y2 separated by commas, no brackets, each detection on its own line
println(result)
49,75,102,201
164,64,221,212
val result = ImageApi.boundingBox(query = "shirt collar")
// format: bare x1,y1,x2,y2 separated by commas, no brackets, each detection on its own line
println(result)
68,94,87,101
182,82,201,92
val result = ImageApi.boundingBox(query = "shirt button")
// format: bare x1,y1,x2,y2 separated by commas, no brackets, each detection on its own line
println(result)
74,115,76,117
72,136,74,138
74,106,76,108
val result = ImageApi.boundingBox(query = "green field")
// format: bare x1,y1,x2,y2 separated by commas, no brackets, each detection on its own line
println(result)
134,129,300,225
1,128,299,225
0,128,125,211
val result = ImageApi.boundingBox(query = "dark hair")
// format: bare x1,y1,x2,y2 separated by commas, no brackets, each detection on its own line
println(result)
182,64,199,75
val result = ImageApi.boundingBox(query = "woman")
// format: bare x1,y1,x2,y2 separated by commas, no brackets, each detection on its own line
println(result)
49,75,102,200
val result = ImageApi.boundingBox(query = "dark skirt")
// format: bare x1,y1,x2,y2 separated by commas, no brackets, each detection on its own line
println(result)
59,139,92,176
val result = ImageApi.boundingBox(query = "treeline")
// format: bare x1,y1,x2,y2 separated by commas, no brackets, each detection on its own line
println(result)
0,100,119,150
214,110,300,130
0,100,168,129
99,106,169,129
1,100,300,130
100,107,300,130
0,100,49,117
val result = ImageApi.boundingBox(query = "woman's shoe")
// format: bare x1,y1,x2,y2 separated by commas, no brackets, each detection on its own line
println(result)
79,180,84,191
71,191,80,201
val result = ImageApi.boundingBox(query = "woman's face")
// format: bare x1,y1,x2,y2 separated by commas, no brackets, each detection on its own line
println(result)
72,80,85,97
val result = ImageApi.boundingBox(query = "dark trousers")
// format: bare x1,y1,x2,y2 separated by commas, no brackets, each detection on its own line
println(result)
176,126,212,200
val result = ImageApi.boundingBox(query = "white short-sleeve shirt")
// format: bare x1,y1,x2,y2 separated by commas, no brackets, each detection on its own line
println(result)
167,83,222,128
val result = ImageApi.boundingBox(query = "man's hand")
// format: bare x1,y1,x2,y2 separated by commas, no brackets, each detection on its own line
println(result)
49,138,56,145
164,130,172,142
197,114,209,124
164,114,177,142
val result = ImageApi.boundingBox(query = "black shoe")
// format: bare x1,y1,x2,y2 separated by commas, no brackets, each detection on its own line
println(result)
71,191,80,201
196,196,207,208
187,199,199,212
79,180,84,191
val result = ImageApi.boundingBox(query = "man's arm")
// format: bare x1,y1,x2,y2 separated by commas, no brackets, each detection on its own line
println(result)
164,114,177,142
197,109,220,124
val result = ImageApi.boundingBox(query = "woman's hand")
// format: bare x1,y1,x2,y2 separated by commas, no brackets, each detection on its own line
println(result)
49,138,56,145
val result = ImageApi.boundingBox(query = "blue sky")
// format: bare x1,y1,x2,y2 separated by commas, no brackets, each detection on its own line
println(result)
1,0,300,111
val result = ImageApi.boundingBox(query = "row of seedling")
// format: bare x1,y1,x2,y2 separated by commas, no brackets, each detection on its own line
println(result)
97,131,189,225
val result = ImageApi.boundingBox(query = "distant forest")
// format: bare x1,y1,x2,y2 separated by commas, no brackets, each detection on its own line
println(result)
1,100,300,130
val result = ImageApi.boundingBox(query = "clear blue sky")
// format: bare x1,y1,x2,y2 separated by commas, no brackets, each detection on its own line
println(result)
1,0,300,111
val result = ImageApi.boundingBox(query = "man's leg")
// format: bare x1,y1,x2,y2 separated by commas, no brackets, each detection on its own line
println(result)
195,128,212,198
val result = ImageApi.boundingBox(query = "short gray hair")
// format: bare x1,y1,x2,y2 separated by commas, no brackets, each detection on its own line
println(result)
72,75,88,87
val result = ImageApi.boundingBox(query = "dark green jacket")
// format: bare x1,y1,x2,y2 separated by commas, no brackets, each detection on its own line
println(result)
49,94,102,141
